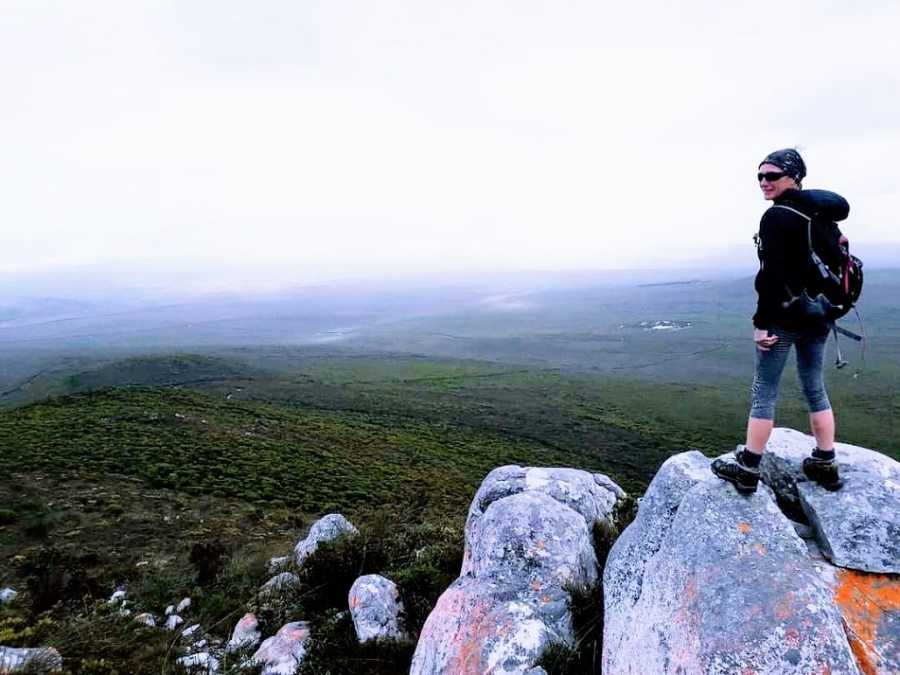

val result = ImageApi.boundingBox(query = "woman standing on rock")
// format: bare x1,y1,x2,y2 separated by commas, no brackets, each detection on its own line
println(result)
712,148,846,495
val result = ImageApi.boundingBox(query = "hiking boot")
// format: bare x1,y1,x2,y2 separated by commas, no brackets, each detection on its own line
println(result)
711,447,760,495
802,456,844,491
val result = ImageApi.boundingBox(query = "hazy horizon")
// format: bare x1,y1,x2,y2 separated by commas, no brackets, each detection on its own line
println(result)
4,2,900,282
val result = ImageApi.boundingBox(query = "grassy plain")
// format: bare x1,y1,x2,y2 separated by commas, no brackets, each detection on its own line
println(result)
1,269,899,672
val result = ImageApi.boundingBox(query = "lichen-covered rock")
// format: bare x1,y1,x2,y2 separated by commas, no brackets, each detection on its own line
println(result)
815,561,900,674
251,621,311,675
348,574,407,643
411,465,623,674
604,451,861,674
227,612,262,654
604,451,710,622
0,646,63,673
294,514,358,567
0,588,17,606
410,577,556,675
759,428,900,574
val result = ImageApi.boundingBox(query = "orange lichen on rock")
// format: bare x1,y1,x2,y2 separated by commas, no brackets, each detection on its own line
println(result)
737,521,753,535
773,592,796,621
833,568,900,675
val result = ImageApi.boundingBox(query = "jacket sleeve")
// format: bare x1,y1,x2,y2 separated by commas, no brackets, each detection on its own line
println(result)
752,209,788,330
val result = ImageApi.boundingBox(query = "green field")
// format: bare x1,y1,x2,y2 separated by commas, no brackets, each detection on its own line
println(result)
2,269,899,673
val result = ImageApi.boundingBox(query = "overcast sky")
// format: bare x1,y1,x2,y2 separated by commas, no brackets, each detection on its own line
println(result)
3,1,899,286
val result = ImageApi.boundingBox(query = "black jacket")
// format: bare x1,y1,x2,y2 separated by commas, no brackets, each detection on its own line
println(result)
752,188,849,332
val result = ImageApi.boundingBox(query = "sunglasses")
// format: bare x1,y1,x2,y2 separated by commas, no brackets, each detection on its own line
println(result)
757,171,788,183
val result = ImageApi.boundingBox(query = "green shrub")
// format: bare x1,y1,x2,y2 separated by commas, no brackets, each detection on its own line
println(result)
297,610,416,675
0,507,17,524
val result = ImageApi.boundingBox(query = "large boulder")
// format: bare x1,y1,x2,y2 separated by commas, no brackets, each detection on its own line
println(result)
294,514,358,567
760,428,900,574
251,621,311,675
411,465,623,674
0,646,63,673
604,451,863,674
348,574,407,643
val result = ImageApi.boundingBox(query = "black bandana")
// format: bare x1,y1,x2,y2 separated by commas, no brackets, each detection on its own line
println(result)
759,148,807,184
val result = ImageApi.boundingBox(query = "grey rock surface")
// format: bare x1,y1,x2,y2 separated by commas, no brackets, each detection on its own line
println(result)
294,513,358,567
762,428,900,573
251,621,311,675
604,450,861,674
0,646,63,673
411,465,623,675
227,612,262,654
348,574,407,643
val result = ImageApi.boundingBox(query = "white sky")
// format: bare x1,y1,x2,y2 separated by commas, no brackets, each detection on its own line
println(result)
3,1,899,283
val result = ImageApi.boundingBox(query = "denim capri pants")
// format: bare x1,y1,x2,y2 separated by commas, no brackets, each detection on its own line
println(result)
750,325,832,420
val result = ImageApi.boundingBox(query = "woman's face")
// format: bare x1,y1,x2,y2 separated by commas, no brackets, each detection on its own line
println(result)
758,162,797,200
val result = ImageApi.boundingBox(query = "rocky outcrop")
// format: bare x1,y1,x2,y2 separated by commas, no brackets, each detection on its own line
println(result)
294,513,358,566
348,574,407,643
604,439,900,675
251,621,311,675
0,646,63,673
604,452,858,673
410,465,624,674
760,428,900,574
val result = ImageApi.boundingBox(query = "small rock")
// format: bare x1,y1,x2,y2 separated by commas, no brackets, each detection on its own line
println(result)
348,574,407,642
294,514,358,567
107,588,127,605
227,613,262,654
182,623,201,639
252,621,311,675
267,556,291,574
134,612,157,627
261,572,301,593
177,596,192,613
165,604,175,616
0,646,64,673
176,651,220,674
1,587,18,606
165,614,184,631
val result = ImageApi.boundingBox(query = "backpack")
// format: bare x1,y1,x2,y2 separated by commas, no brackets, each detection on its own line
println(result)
771,204,864,321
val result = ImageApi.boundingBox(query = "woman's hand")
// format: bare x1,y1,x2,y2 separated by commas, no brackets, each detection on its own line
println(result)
754,328,779,351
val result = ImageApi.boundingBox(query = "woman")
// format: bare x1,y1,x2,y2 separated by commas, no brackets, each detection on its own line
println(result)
712,148,847,495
